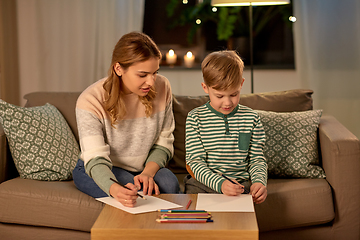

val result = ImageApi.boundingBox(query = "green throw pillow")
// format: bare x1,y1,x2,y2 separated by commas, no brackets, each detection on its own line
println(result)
0,100,79,181
255,109,325,178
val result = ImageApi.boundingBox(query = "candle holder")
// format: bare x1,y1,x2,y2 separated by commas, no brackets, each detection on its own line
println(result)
166,49,177,65
184,51,195,68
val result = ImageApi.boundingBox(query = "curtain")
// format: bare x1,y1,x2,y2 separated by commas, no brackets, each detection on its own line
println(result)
16,0,144,105
293,0,360,138
0,0,20,105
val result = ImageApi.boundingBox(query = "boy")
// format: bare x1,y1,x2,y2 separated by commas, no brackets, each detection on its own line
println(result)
185,50,267,204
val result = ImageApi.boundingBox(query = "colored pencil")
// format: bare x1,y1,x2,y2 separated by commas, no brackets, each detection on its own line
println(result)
110,178,146,200
156,218,213,223
158,209,206,213
186,199,192,209
157,209,213,223
161,216,211,220
161,213,211,216
161,214,211,219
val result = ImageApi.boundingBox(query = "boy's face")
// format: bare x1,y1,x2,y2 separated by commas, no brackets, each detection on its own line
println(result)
201,78,244,115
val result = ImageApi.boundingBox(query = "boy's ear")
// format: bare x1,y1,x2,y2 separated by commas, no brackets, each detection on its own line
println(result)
201,82,209,94
114,63,123,76
240,78,245,88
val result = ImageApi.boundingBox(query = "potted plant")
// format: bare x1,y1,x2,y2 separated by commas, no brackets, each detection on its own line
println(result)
166,0,291,46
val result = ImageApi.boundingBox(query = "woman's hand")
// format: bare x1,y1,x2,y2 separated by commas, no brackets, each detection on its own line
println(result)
134,173,160,196
250,182,267,204
109,182,138,207
221,180,244,196
134,161,160,196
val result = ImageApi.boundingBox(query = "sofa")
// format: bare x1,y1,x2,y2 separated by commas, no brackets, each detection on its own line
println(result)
0,89,359,240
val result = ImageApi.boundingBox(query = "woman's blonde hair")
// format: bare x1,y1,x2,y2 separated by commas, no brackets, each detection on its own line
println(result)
201,50,244,90
103,32,162,126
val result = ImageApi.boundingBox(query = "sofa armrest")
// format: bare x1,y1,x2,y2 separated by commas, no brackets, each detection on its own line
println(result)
318,115,360,238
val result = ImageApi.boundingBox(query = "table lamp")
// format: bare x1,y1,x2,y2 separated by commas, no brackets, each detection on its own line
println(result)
211,0,290,93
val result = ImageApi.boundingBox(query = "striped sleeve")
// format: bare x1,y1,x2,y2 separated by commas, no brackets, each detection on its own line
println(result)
185,108,225,193
248,114,267,186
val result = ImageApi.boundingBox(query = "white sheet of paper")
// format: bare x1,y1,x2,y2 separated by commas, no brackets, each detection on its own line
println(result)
96,192,182,214
196,193,254,212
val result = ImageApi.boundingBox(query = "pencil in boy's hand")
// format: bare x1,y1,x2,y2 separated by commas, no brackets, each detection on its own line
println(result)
110,178,146,200
220,173,242,186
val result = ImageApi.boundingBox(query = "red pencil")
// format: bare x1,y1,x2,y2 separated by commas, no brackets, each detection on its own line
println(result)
186,199,192,209
161,214,211,219
156,218,213,223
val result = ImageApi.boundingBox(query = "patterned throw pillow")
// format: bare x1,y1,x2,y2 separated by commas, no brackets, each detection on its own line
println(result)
0,100,79,181
255,109,325,178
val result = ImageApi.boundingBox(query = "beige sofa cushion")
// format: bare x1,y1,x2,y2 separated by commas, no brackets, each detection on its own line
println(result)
255,178,334,232
0,178,103,232
240,89,313,112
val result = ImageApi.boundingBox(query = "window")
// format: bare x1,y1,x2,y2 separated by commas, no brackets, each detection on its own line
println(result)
143,0,295,69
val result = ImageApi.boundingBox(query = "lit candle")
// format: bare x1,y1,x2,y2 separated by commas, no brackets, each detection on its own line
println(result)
166,49,177,65
184,51,195,68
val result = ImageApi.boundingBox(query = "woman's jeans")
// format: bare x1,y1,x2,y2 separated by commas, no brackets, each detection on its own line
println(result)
72,159,180,198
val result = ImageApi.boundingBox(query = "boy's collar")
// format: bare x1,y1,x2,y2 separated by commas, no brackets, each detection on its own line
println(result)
205,101,239,118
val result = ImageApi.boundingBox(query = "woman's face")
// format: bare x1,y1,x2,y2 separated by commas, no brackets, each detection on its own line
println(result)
114,58,159,96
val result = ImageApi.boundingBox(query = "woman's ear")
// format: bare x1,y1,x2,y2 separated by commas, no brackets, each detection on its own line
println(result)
114,63,123,76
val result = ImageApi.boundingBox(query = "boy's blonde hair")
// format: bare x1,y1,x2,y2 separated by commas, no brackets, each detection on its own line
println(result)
201,50,244,90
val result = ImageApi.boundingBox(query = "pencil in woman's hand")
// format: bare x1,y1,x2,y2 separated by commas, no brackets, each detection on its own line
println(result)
110,178,147,200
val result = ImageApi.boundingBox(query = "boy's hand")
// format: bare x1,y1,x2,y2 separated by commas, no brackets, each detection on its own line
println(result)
221,180,244,196
250,183,267,204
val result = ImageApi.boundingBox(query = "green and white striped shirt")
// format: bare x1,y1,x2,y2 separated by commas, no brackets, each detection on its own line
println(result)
185,102,267,193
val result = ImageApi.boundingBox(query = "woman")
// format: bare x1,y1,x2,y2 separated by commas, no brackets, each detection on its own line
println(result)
73,32,179,207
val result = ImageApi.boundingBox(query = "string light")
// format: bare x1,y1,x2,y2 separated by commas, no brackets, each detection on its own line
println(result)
289,16,297,22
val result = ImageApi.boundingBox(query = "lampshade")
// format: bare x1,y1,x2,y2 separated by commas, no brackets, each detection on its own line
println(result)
211,0,290,6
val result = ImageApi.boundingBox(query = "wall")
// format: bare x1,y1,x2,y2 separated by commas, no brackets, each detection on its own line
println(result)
293,0,360,140
159,68,301,96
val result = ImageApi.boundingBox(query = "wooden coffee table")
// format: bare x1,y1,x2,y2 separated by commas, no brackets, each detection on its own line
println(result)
91,194,258,240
